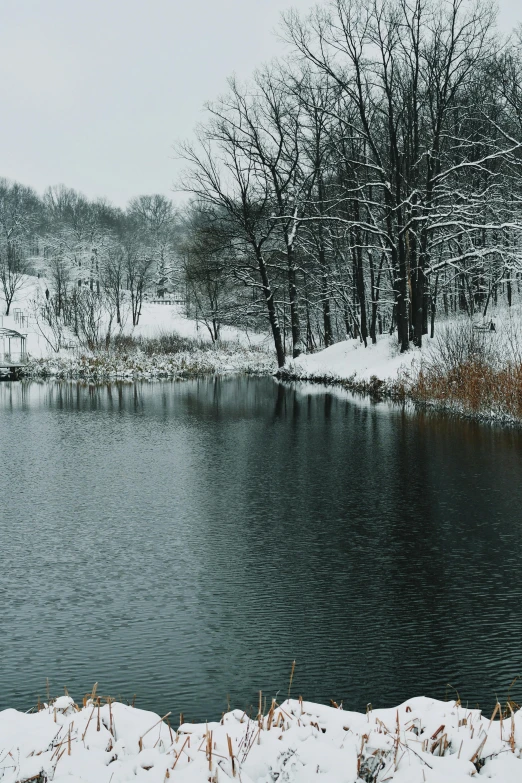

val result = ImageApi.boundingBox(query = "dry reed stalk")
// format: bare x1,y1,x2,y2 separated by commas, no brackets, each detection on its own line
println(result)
288,661,296,701
82,706,96,742
198,728,208,755
171,736,190,771
53,747,67,772
239,726,261,764
393,711,400,767
227,734,236,777
488,702,500,730
357,732,368,776
432,733,448,757
509,704,516,752
97,703,101,732
257,691,262,725
470,735,487,764
50,733,67,761
138,712,172,751
266,699,276,731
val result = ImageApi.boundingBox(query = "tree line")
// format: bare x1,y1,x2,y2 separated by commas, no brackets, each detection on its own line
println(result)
179,0,522,365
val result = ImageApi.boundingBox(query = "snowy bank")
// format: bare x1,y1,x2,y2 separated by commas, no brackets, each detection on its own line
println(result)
23,346,276,381
280,335,419,394
1,695,521,782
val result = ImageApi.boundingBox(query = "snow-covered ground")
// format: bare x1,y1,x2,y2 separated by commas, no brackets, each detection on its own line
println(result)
0,276,271,362
284,306,522,387
1,694,521,782
284,335,422,384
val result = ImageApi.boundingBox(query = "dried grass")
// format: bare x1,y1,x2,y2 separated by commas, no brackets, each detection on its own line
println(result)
409,325,522,421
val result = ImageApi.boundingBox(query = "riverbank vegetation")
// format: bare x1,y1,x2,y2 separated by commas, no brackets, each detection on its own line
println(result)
409,325,522,422
280,320,522,424
24,331,275,381
2,689,522,782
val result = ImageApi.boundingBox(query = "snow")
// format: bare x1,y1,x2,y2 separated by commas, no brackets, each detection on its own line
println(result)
284,336,421,384
1,695,521,782
0,275,271,362
284,305,522,387
25,347,276,381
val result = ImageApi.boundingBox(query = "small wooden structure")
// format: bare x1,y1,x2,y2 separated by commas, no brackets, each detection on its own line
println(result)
0,327,28,380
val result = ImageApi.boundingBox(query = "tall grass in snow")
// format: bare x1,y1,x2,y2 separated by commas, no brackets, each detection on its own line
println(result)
410,324,522,420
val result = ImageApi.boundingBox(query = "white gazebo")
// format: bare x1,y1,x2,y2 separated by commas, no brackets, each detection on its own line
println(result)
0,327,27,365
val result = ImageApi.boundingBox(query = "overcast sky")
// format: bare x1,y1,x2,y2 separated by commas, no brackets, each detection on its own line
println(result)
0,0,520,208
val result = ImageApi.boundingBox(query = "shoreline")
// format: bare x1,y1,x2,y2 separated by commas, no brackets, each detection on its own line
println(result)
19,347,276,382
278,368,522,428
1,692,520,782
14,345,522,428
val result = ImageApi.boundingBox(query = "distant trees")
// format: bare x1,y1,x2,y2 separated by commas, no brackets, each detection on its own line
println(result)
0,241,30,315
0,179,40,314
0,177,181,341
179,113,286,365
180,203,250,342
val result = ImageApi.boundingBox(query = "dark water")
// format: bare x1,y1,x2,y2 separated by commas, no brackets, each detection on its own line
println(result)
1,377,522,720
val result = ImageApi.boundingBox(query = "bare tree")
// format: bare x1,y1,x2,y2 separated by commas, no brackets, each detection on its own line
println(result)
0,241,30,315
178,119,286,366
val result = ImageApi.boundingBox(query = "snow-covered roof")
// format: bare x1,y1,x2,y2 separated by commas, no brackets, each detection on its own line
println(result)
0,327,26,339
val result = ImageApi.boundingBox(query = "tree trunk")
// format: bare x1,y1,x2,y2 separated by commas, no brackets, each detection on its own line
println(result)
287,244,302,358
256,247,285,367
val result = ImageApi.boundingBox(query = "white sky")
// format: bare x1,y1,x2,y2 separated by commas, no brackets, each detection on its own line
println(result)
0,0,520,208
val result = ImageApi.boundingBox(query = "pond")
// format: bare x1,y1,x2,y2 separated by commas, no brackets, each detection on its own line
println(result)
1,377,522,720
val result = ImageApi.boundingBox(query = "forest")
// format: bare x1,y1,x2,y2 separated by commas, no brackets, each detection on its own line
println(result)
2,0,522,367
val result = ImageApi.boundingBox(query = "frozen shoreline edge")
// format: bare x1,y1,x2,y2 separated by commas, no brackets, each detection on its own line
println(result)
2,693,521,782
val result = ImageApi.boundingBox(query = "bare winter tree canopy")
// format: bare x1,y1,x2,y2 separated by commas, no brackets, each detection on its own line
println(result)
176,0,522,364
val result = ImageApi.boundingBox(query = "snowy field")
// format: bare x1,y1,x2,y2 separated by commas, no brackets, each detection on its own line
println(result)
1,695,521,782
0,276,270,361
283,335,421,384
